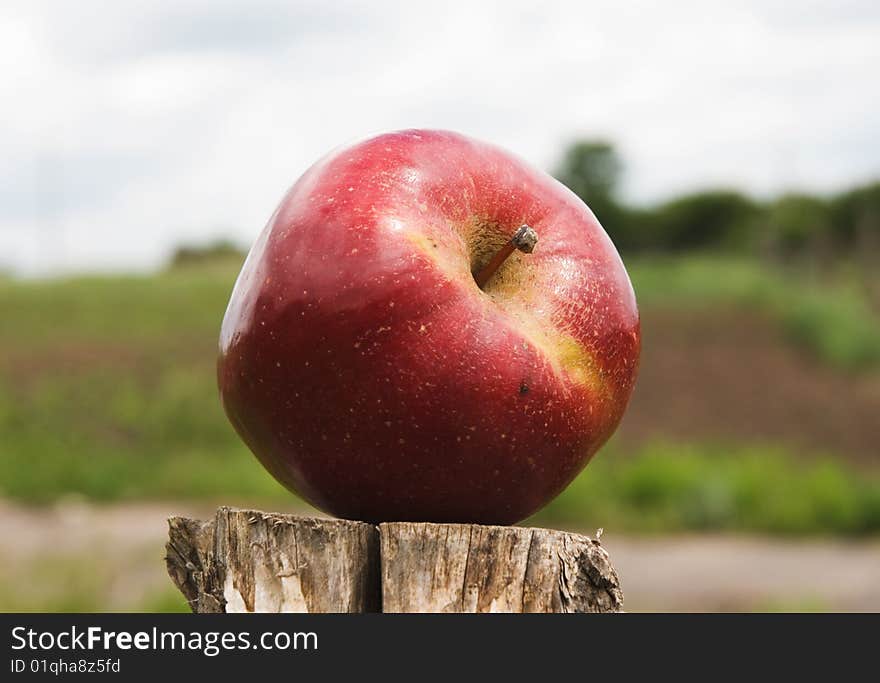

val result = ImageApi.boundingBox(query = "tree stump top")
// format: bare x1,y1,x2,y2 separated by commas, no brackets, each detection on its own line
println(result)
166,508,623,613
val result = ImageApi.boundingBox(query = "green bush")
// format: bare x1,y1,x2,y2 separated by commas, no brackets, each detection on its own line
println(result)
534,441,880,535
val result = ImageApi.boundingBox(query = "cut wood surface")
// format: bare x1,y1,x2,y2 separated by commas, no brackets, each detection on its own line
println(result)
166,508,623,613
380,522,622,612
166,507,380,613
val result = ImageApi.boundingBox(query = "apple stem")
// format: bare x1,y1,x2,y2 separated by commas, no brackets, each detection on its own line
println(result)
474,224,538,289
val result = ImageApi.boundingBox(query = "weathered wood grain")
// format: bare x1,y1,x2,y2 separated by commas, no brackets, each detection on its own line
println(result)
166,508,623,613
166,507,380,613
379,522,623,613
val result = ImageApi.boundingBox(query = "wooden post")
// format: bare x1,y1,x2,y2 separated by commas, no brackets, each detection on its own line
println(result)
166,508,623,613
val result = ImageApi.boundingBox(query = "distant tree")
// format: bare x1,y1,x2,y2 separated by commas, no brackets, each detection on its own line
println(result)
554,140,621,202
650,190,759,251
553,141,632,248
169,239,246,269
829,182,880,253
763,194,831,260
554,138,880,259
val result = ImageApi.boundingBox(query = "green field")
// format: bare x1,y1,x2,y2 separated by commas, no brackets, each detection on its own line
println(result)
629,255,880,370
1,255,878,535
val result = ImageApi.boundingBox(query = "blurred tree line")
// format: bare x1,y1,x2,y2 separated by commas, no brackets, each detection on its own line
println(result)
168,143,879,269
554,140,880,262
168,239,246,268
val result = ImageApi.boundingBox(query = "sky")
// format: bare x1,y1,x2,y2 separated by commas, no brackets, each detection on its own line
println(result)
1,0,879,275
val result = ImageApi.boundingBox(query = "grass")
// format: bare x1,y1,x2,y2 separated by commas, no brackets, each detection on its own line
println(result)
1,256,878,535
0,550,191,612
757,596,830,613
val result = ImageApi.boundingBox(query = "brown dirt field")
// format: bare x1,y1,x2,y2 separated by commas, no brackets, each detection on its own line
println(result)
617,307,880,465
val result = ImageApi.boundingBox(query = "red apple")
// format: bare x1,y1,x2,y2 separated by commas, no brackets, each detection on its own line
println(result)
218,129,640,524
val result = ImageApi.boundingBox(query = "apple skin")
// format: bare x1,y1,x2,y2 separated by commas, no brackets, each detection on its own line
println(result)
218,130,639,525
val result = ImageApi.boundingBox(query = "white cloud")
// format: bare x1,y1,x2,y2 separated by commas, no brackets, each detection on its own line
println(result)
1,0,878,274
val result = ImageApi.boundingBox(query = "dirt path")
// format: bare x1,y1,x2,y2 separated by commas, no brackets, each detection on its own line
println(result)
1,499,878,612
602,535,880,611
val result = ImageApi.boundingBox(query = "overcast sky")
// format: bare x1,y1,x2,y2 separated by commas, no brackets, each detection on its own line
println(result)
2,0,879,275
